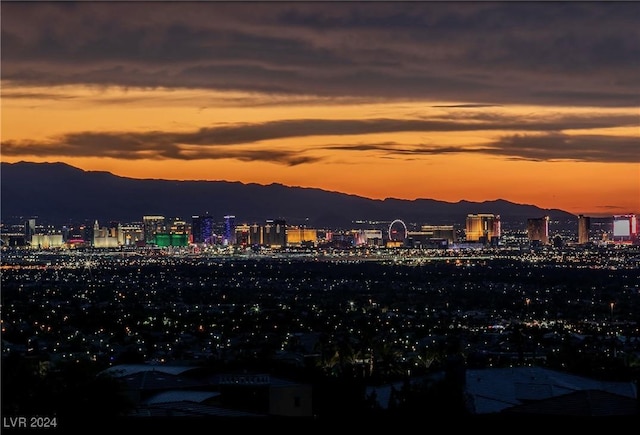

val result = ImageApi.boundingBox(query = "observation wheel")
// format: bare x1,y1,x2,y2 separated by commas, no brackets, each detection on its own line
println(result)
388,219,408,243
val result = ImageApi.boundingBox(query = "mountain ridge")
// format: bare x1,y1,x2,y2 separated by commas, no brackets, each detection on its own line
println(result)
1,161,576,229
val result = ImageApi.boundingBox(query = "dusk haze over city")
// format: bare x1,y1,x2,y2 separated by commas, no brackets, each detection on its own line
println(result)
2,1,639,430
2,1,638,217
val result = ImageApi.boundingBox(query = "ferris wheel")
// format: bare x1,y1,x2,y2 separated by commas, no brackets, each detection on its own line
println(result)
388,219,408,242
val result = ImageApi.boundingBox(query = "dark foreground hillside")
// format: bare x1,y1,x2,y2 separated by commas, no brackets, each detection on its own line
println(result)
2,254,639,430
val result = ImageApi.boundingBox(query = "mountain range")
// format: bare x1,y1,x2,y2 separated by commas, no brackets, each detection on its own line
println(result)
1,161,576,229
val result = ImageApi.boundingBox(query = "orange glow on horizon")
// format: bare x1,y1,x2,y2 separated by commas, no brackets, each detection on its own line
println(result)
2,83,638,218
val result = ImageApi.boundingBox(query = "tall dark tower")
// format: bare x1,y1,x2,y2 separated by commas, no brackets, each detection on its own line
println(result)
578,215,591,244
273,218,286,247
527,216,549,245
262,219,286,247
24,218,36,245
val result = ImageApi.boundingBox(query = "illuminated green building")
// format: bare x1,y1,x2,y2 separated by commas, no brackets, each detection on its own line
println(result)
154,233,188,247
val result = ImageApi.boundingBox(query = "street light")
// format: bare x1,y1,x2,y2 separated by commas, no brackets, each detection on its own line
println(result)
609,302,615,322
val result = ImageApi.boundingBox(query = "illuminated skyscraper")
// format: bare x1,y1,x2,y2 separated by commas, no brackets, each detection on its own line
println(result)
465,214,500,243
578,215,591,244
286,226,319,246
192,215,215,244
612,214,638,243
223,215,236,246
527,216,549,245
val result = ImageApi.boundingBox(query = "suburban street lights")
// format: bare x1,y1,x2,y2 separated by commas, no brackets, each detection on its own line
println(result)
609,301,616,358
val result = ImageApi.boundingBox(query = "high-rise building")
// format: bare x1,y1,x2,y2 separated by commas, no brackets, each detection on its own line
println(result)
169,218,189,236
119,223,143,246
30,234,64,249
65,223,90,245
612,214,638,243
262,219,286,247
527,216,550,245
415,225,457,244
223,215,236,246
405,225,457,249
192,215,215,244
150,217,189,247
234,224,250,246
286,227,319,246
353,229,383,246
578,215,591,244
24,218,36,245
93,220,119,248
465,214,500,243
234,223,263,246
250,223,261,245
143,215,166,244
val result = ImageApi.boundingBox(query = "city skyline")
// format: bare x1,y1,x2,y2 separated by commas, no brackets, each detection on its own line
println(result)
2,2,639,217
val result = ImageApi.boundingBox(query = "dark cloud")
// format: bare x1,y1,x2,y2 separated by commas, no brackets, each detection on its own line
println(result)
2,2,638,106
5,112,637,152
323,132,640,164
351,133,640,163
183,114,637,143
2,115,636,164
1,132,322,167
0,91,78,100
327,143,490,157
431,104,502,108
186,115,635,142
484,133,640,163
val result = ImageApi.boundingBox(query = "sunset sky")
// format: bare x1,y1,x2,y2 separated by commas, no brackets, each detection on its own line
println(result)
2,1,639,216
